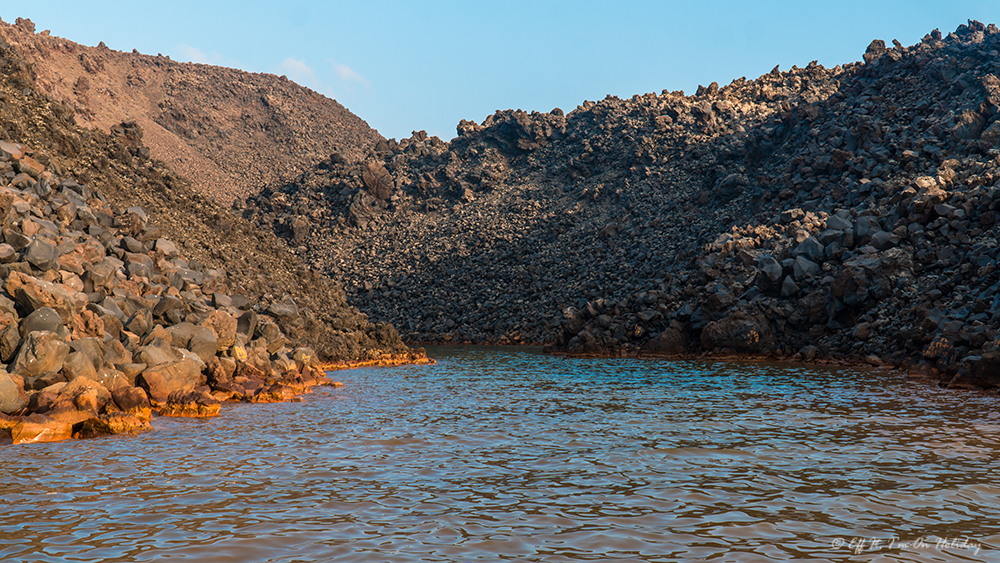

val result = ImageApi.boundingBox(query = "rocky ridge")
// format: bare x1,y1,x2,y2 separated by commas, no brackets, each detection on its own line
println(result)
0,17,382,206
248,21,1000,388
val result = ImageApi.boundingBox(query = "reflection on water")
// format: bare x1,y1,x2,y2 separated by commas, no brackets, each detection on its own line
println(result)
1,346,999,562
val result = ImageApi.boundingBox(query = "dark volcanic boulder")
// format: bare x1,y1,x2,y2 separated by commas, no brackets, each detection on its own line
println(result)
645,327,687,355
701,314,773,353
10,331,71,378
20,306,62,337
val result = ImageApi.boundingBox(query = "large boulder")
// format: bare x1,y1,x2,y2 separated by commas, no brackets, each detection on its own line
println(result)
23,238,57,271
187,326,219,363
0,370,26,414
645,327,687,355
20,306,62,336
5,271,86,323
134,342,183,368
10,331,71,378
75,412,151,439
200,310,237,351
701,314,773,353
30,377,113,425
158,389,221,417
10,413,72,444
137,358,204,405
61,351,99,382
111,385,152,420
257,321,287,354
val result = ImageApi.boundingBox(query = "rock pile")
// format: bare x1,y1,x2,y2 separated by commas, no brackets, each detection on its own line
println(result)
0,138,338,445
247,20,1000,387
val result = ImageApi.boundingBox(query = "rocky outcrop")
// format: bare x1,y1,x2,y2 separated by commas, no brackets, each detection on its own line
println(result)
247,20,1000,388
0,17,382,206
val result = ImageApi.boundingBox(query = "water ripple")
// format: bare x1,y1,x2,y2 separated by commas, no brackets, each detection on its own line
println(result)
1,346,998,561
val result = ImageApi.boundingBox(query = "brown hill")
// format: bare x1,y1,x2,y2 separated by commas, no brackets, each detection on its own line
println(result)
0,17,382,206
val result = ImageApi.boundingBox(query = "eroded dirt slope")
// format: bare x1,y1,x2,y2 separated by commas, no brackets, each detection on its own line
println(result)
0,17,382,206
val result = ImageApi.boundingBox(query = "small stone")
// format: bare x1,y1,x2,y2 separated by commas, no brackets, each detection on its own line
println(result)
154,238,180,258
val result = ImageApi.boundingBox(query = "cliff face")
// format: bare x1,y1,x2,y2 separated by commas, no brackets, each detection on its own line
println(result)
0,17,382,206
247,20,1000,386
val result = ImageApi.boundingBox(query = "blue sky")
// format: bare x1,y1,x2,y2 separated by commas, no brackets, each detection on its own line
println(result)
0,1,996,140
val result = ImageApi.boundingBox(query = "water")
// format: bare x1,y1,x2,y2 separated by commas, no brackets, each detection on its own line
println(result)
2,346,999,562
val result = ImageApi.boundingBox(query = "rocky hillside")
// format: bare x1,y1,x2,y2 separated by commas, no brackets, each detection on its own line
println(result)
0,19,420,367
0,17,382,206
247,20,1000,387
0,137,341,444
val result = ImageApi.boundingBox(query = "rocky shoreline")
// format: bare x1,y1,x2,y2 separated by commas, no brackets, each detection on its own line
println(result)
0,26,428,445
0,135,432,445
246,21,1000,391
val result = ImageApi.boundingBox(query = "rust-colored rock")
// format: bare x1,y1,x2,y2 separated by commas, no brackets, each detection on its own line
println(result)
11,413,73,444
159,389,221,417
5,272,86,324
137,358,204,405
75,412,151,439
200,310,237,351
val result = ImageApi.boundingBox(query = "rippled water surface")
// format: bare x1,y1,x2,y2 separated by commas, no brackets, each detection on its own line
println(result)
3,346,1000,562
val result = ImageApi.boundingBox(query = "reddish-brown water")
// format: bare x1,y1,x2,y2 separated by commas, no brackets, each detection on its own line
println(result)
1,346,998,561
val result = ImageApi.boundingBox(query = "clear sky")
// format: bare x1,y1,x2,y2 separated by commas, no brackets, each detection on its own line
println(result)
0,1,996,141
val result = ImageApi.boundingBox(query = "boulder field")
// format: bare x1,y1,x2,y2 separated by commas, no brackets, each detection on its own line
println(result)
0,140,369,445
246,21,1000,389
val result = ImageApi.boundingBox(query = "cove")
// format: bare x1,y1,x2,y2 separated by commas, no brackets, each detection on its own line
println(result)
1,346,998,562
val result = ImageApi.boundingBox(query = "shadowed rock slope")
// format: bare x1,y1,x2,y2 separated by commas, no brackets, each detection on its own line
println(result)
249,20,1000,388
0,17,382,206
0,22,420,369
